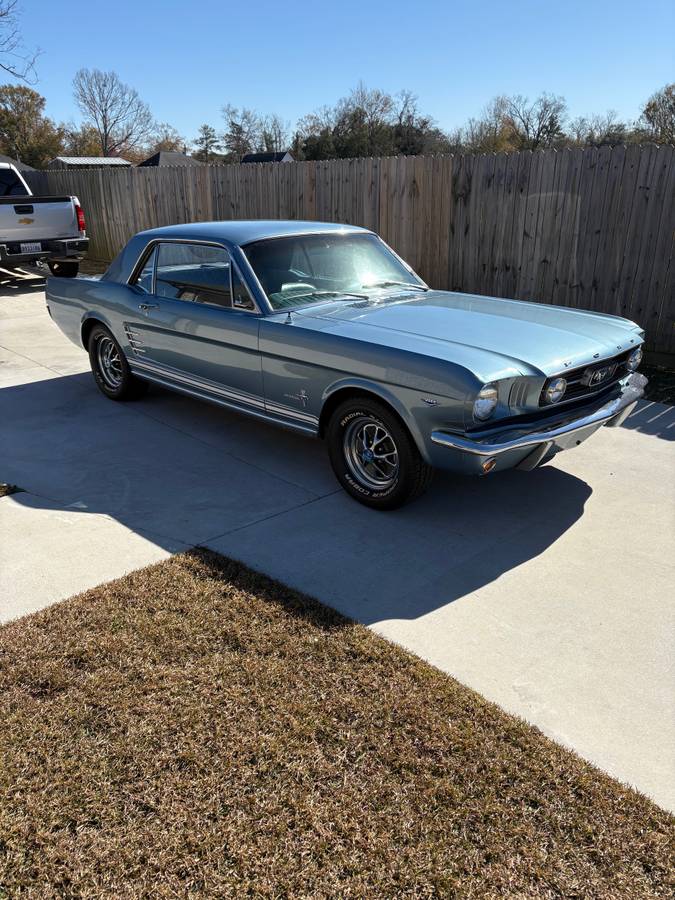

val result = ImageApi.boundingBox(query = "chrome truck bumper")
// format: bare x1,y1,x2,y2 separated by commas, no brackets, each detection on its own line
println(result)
429,373,647,474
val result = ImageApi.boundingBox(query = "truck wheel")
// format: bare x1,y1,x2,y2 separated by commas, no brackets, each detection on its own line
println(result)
48,260,79,278
326,397,433,510
88,324,147,401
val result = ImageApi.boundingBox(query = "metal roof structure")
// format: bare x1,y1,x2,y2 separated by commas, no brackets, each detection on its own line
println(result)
47,157,131,168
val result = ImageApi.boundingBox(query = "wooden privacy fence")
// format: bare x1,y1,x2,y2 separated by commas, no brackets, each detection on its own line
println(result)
26,144,674,358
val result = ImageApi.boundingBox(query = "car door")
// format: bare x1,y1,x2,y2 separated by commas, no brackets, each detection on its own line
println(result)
125,240,263,410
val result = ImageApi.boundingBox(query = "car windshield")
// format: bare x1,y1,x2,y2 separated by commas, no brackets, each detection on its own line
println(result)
243,232,423,310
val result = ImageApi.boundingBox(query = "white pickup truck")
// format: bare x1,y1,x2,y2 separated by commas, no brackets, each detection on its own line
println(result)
0,162,88,277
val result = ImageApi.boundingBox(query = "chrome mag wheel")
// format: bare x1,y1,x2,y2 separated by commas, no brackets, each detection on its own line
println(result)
96,336,124,389
343,416,400,490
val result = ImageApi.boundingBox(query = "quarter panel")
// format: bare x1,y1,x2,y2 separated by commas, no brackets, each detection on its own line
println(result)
46,276,134,348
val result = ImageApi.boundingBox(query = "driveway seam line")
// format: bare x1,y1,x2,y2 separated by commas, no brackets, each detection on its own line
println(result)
0,341,71,378
200,491,341,544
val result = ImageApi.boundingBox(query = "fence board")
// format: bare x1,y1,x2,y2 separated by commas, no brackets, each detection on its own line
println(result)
23,145,675,357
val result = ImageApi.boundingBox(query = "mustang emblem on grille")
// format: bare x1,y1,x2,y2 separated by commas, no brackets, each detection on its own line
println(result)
581,363,617,387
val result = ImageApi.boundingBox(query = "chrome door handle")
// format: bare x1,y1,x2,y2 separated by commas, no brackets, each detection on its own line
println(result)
138,302,159,311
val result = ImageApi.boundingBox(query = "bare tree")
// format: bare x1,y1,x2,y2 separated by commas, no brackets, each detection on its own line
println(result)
0,1,39,82
334,81,395,156
455,97,511,153
221,105,261,161
260,113,289,153
501,93,567,149
639,83,675,144
73,68,154,157
568,111,627,147
393,89,453,155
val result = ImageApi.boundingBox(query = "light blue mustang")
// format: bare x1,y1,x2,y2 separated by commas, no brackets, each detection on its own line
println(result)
46,220,647,509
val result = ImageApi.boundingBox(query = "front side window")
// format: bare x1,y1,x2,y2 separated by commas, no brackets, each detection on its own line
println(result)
155,242,233,307
244,233,422,310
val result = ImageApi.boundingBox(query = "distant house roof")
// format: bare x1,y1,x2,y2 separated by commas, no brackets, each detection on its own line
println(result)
0,154,36,172
241,151,294,164
137,151,203,167
47,157,131,169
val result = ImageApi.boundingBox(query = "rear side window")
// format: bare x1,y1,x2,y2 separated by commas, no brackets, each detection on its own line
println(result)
155,242,232,307
0,169,28,197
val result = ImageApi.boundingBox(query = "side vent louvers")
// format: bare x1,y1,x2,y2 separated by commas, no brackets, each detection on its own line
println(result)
124,323,145,355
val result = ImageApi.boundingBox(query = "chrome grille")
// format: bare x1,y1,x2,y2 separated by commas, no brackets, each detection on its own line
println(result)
540,350,631,406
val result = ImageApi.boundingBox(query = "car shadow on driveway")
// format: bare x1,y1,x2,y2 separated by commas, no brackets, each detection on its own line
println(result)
1,370,593,624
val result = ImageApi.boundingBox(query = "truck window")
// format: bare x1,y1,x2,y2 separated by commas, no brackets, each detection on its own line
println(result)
0,169,28,197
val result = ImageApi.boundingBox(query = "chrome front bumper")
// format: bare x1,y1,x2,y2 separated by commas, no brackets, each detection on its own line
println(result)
430,373,647,472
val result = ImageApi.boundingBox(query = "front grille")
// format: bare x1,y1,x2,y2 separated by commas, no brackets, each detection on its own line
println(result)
540,350,631,406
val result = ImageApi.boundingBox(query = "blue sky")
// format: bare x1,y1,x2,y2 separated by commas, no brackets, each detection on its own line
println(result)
18,0,675,141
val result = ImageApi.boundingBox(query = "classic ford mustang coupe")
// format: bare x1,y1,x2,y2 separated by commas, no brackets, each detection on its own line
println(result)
46,220,647,509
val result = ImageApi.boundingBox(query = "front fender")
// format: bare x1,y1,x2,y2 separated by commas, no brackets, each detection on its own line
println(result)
321,377,432,462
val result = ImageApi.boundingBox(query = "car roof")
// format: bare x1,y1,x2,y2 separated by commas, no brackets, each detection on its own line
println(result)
137,219,370,247
102,220,373,285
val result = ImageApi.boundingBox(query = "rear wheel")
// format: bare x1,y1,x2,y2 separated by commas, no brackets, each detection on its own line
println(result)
48,260,79,278
88,324,147,401
326,397,433,510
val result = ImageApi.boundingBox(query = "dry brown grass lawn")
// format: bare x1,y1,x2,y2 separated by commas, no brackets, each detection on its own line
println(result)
1,551,673,898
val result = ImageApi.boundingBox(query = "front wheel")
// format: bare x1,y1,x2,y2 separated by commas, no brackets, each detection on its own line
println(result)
48,260,79,278
326,397,433,510
88,324,147,401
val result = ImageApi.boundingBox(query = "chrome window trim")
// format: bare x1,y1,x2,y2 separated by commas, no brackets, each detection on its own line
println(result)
126,238,262,315
230,258,257,312
129,243,158,295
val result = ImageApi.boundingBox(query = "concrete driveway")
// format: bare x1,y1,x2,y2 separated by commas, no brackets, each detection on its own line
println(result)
1,275,674,813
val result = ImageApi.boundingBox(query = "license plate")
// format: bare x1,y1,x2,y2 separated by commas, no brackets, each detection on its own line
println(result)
20,241,41,253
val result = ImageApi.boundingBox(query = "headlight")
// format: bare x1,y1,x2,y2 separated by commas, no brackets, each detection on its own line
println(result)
544,377,567,404
626,347,643,372
473,383,498,420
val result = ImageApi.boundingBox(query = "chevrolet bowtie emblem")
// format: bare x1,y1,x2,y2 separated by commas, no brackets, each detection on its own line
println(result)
18,217,34,225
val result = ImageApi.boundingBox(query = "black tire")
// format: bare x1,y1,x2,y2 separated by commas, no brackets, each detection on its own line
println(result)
326,397,433,510
88,324,148,401
48,260,79,278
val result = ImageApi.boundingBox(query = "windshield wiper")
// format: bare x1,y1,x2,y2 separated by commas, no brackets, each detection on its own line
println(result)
303,289,369,300
362,280,428,292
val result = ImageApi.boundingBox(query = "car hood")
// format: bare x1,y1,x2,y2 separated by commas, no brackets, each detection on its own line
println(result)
294,290,643,377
